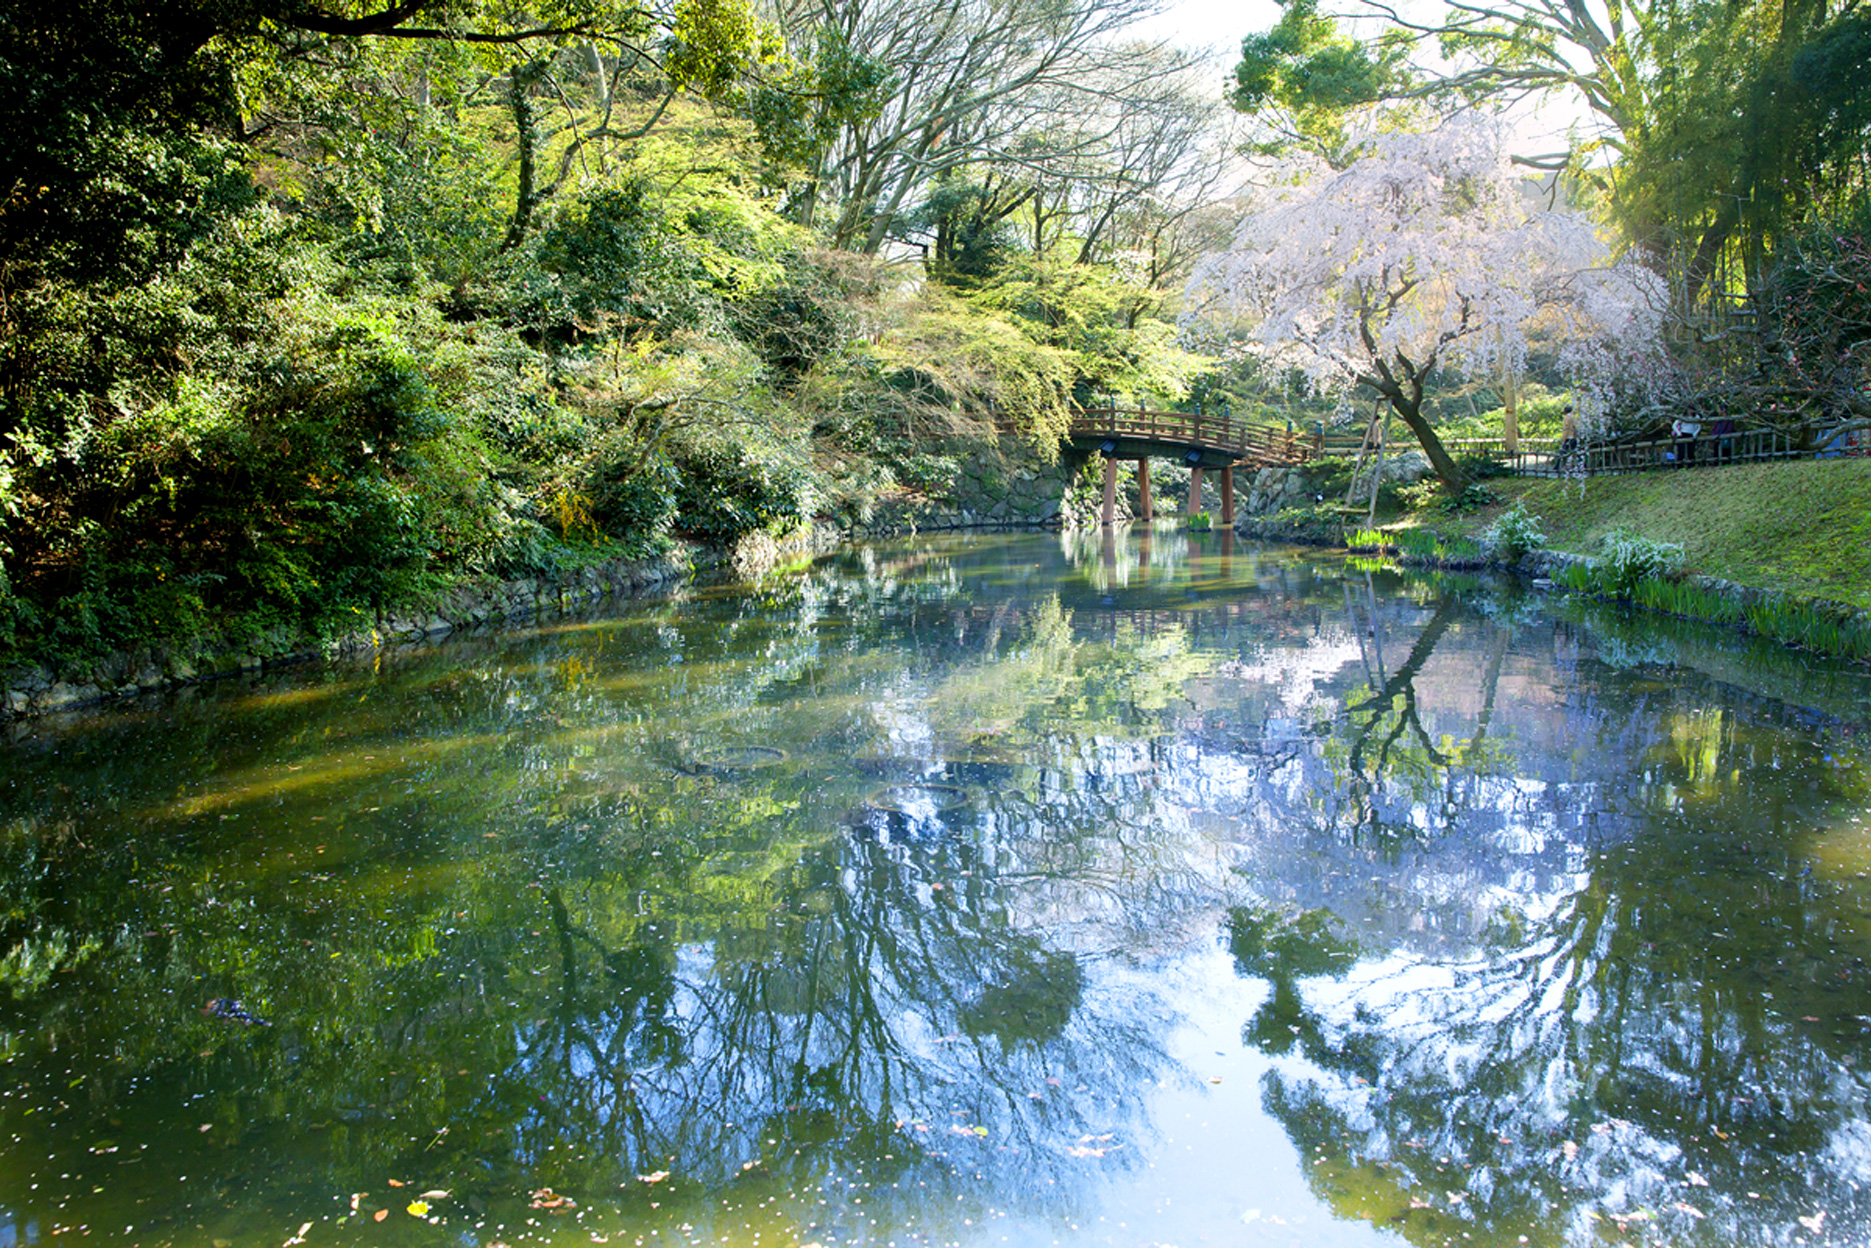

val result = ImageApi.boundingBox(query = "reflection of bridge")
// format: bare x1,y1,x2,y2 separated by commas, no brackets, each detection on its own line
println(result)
1066,407,1321,527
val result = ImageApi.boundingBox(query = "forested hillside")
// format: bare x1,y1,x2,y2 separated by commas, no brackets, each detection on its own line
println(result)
0,0,1226,670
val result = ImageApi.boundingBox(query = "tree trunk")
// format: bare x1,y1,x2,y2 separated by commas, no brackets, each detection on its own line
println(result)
1391,398,1467,493
585,44,609,116
1366,357,1468,493
501,60,548,252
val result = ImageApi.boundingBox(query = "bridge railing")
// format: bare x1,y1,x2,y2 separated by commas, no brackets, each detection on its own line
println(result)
1068,407,1317,464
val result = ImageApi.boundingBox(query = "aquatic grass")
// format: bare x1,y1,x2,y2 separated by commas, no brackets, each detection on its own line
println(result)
1743,599,1871,662
1629,577,1746,626
1441,534,1485,562
1393,528,1442,562
1554,565,1871,662
1552,563,1596,593
1346,527,1389,550
1387,526,1486,567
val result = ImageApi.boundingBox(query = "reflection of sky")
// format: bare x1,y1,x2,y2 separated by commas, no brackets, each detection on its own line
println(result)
7,535,1871,1247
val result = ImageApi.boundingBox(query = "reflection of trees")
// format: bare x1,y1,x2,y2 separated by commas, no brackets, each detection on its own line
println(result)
0,541,1235,1239
4,533,1871,1247
1312,584,1526,850
1232,682,1871,1246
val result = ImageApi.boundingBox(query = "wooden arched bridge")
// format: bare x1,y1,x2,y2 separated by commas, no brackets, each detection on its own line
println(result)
1066,405,1324,527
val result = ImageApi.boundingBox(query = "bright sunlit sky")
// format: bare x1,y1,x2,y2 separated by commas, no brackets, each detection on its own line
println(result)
1128,0,1601,168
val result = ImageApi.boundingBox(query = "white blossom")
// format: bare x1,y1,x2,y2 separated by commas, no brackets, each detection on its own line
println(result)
1183,116,1665,451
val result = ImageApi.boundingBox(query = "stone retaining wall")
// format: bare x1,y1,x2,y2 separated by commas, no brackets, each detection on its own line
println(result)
0,529,853,723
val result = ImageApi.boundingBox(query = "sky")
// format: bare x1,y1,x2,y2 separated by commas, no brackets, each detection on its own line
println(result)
1129,0,1600,164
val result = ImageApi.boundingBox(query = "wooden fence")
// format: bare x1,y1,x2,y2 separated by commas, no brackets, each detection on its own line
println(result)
1442,426,1840,477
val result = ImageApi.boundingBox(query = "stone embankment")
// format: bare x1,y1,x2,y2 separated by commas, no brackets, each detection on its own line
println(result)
3,552,702,721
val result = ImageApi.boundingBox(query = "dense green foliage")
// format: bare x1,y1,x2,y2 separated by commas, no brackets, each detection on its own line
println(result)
0,0,1214,671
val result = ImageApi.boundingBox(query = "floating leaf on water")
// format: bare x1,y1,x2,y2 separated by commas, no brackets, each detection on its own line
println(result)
1673,1202,1705,1218
1799,1211,1827,1233
1686,1171,1709,1187
406,1201,429,1217
1561,1141,1579,1161
636,1171,670,1184
418,1190,450,1200
373,1210,388,1223
387,1179,405,1187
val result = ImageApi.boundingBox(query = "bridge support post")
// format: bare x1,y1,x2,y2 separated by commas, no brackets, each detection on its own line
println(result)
1136,459,1152,522
1219,466,1235,527
1100,455,1117,526
1186,467,1203,518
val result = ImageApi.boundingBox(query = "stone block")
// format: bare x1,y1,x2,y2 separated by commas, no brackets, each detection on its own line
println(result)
44,682,103,712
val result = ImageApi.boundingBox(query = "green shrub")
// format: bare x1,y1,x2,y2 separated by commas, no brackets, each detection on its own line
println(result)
670,446,814,542
895,453,960,498
1479,503,1546,563
587,454,680,546
1298,458,1353,498
1396,477,1500,514
1188,510,1213,532
1455,450,1513,480
1441,483,1502,514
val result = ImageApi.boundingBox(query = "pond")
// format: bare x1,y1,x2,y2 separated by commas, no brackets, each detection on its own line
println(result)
4,530,1871,1248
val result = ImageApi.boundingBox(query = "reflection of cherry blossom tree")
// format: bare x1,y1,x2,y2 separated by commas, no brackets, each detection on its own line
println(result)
1183,117,1666,491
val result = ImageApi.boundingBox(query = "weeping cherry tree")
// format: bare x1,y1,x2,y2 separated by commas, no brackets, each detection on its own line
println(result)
1182,117,1665,493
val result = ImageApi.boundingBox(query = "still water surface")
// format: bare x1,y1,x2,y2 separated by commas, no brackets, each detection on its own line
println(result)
5,531,1871,1248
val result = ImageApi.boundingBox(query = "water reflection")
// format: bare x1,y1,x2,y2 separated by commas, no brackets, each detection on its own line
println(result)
0,532,1868,1247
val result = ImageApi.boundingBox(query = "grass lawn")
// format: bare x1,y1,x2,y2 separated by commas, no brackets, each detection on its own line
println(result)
1420,458,1871,610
